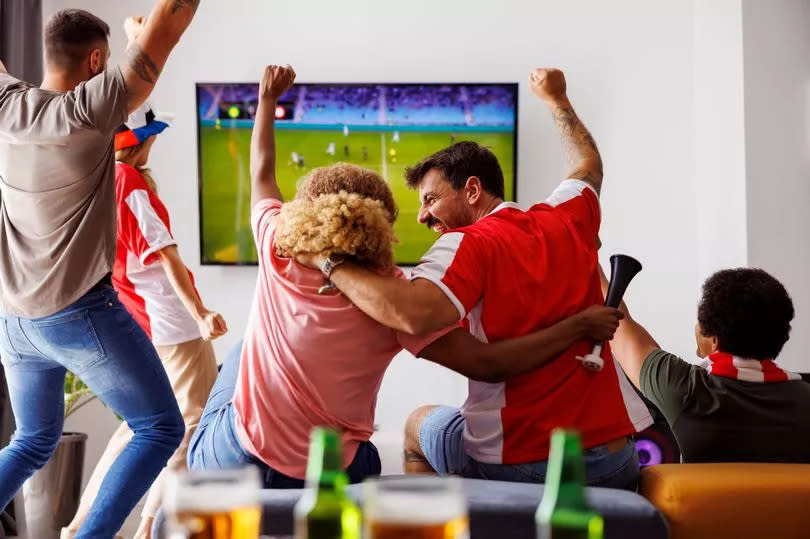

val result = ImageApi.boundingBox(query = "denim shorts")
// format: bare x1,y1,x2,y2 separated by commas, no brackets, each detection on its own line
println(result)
420,406,640,490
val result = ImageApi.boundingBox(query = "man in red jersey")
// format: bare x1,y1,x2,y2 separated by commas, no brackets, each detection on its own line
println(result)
299,68,651,489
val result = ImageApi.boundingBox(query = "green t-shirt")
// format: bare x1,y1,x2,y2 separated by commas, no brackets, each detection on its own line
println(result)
639,349,810,463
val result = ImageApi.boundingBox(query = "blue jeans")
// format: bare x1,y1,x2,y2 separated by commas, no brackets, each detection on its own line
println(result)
188,341,381,488
0,285,184,538
420,406,640,490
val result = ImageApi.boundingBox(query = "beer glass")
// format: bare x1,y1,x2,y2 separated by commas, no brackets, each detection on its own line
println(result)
163,466,262,539
363,476,469,539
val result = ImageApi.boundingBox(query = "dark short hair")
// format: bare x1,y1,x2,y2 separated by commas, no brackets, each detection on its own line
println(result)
698,268,794,359
44,9,110,71
405,141,505,199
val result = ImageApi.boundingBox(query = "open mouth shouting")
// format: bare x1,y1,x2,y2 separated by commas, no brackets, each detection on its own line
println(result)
426,216,448,233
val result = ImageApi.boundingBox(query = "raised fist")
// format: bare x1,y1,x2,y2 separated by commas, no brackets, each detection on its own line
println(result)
529,68,567,104
260,64,296,102
197,310,228,341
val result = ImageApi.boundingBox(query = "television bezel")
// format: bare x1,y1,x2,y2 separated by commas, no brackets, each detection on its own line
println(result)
195,81,520,267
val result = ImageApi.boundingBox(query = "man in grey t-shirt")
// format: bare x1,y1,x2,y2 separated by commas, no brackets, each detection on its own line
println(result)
0,3,201,537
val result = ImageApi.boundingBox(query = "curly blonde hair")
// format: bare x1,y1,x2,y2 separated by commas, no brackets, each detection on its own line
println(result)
274,163,398,269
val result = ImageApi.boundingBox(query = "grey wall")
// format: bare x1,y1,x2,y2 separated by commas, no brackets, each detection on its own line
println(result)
0,0,42,83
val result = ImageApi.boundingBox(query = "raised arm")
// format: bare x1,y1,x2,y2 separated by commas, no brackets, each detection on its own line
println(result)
599,266,659,386
419,305,623,382
156,245,227,341
119,1,201,113
250,64,295,206
530,68,603,194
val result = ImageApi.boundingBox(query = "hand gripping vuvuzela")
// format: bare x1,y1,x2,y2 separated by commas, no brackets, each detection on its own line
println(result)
576,254,643,371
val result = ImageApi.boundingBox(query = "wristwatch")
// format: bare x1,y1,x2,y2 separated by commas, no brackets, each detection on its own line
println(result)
319,253,345,279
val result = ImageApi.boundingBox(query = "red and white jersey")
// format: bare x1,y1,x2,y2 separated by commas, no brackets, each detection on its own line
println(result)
411,179,652,464
112,163,200,346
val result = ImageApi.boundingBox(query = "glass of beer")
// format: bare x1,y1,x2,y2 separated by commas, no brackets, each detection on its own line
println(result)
363,476,469,539
163,466,262,539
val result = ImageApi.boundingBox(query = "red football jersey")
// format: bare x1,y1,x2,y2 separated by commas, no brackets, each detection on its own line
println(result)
411,179,652,464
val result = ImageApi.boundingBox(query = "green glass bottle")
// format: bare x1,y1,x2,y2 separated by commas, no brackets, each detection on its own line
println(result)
294,427,362,539
536,429,604,539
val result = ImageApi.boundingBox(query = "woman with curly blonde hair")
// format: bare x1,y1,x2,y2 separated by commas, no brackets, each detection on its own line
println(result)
274,164,398,274
187,65,625,487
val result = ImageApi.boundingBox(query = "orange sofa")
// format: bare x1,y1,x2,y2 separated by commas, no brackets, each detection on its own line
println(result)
639,463,810,539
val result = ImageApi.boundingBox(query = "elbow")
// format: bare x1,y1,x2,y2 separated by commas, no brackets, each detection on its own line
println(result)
586,157,603,182
571,157,603,187
396,306,442,336
398,316,433,337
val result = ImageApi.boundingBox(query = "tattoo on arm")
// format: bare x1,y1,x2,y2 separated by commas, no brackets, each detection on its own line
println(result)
171,0,200,14
124,43,160,84
552,104,600,167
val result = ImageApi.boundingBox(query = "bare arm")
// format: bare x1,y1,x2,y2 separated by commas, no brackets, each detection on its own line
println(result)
599,267,658,387
324,261,459,336
156,245,227,340
419,305,623,382
250,65,295,207
119,1,201,113
0,59,7,74
530,68,603,193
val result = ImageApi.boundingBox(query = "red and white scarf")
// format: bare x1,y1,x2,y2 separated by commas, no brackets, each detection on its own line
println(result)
700,351,801,383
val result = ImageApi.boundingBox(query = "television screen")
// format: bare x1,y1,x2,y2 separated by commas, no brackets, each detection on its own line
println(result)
196,82,518,265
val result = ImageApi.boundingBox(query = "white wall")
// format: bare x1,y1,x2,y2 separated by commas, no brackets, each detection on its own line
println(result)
693,0,748,278
742,0,810,372
46,0,704,475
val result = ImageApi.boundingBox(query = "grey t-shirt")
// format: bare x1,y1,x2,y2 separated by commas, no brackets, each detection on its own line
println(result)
640,349,810,463
0,67,128,318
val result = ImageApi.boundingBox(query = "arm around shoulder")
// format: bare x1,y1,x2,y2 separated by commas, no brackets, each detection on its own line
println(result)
327,263,461,335
417,304,623,382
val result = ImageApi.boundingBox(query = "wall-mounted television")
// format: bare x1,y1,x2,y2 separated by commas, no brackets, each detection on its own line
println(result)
196,82,518,265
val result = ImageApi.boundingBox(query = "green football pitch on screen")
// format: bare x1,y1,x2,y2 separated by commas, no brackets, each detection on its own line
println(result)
199,126,515,265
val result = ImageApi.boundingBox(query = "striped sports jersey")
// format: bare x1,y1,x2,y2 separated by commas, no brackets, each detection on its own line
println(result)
411,179,653,464
112,162,200,346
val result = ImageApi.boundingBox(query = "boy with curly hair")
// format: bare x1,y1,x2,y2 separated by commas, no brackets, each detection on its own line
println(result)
606,267,810,463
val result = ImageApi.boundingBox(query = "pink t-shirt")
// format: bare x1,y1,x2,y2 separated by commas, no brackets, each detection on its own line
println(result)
232,198,449,479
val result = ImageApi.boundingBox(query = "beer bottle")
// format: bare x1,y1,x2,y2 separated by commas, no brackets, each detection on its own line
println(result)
294,427,362,539
535,429,604,539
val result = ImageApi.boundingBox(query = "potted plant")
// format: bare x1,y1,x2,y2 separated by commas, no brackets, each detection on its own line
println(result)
22,371,94,539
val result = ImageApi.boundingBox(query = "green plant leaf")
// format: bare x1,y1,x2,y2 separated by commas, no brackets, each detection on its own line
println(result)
64,370,98,420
